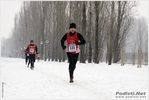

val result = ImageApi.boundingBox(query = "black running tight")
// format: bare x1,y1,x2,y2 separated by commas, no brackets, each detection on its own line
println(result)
67,52,79,79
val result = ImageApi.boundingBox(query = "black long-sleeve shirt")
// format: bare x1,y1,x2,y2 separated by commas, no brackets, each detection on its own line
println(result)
61,31,86,48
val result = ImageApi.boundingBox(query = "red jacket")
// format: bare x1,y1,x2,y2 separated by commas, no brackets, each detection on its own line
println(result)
66,32,80,54
27,43,38,55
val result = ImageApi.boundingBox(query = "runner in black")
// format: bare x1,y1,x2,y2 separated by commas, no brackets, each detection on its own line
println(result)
61,23,86,83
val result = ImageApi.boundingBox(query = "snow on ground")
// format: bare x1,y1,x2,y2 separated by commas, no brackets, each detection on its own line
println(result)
0,58,148,99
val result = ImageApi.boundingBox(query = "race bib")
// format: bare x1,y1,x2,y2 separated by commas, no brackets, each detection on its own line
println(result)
30,48,34,53
27,54,29,56
69,44,76,52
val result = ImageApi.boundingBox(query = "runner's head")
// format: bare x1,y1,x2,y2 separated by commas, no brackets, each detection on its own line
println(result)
69,23,76,33
30,40,34,44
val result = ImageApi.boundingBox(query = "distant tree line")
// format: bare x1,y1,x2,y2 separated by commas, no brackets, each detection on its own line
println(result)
1,1,148,65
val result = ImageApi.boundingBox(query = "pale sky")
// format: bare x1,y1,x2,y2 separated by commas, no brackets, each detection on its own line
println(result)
0,0,148,39
137,1,148,17
0,1,22,39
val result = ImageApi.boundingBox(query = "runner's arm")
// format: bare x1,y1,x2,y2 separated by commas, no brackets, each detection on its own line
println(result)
36,45,38,54
61,33,67,50
76,33,86,45
26,45,29,51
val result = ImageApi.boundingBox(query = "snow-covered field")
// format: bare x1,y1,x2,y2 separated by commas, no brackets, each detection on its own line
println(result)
0,58,148,99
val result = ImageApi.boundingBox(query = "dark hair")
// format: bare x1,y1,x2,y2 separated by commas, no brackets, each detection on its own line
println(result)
69,23,76,29
30,40,34,43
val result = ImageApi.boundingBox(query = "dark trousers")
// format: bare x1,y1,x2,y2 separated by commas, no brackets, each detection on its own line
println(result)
29,54,36,68
67,52,79,79
25,56,30,66
25,56,29,63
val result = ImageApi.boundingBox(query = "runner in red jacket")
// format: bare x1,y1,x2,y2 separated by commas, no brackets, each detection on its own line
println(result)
26,40,38,70
61,23,86,83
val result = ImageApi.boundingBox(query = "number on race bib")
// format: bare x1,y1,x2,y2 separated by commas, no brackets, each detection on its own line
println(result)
69,44,76,52
30,48,34,53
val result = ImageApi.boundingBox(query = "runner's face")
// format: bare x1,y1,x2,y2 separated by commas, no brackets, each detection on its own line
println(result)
70,27,76,33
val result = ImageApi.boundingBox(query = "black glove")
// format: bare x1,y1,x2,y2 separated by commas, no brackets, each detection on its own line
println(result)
75,42,79,45
62,46,66,50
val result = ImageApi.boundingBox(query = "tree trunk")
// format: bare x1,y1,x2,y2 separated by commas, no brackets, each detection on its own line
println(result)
132,53,136,65
108,1,115,65
94,1,99,64
145,53,148,66
80,1,86,63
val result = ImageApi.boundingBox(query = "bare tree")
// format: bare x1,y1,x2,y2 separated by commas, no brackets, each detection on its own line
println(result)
4,1,141,66
87,1,93,63
107,1,115,65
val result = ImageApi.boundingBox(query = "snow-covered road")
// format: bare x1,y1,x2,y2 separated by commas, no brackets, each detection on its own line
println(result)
1,58,148,99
